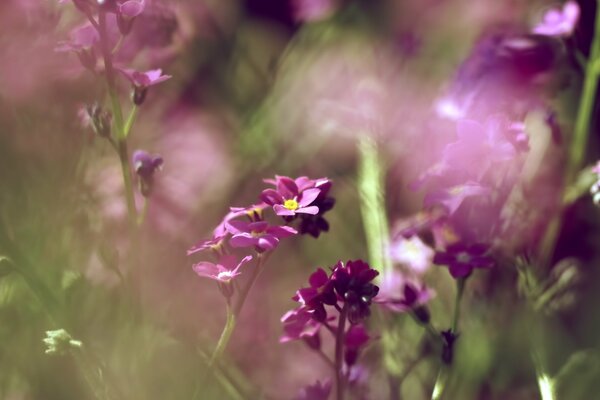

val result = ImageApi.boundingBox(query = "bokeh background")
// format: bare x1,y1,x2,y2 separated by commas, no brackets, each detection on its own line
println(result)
1,0,600,399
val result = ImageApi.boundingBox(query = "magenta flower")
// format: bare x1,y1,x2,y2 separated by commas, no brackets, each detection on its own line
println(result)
294,268,337,322
280,306,322,345
132,150,163,197
533,1,580,37
344,324,370,366
376,271,433,318
116,0,145,35
294,379,332,400
424,181,492,215
56,23,99,70
260,175,321,217
297,178,335,238
117,68,171,105
330,260,379,324
225,220,297,252
433,242,494,278
192,255,252,283
442,118,516,175
186,234,227,256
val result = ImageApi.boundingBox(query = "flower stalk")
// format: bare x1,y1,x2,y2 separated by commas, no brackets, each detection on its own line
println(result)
334,304,348,400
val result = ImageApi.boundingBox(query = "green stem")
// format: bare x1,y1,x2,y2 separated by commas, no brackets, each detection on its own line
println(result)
431,278,466,400
539,0,600,268
193,254,266,400
357,135,392,274
98,10,137,225
452,278,466,334
335,305,348,400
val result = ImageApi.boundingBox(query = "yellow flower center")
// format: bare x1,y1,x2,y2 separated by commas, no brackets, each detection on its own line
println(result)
284,198,299,211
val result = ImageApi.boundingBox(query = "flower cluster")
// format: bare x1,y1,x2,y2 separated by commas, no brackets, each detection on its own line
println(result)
189,176,334,294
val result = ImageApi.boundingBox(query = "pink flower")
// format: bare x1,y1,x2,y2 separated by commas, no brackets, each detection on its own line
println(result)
389,236,434,275
280,306,322,344
261,176,322,217
225,220,297,252
117,67,171,105
192,255,252,283
292,0,338,22
533,1,580,37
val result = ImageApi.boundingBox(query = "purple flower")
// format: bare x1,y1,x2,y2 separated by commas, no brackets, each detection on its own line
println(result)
442,118,516,175
187,234,227,256
330,260,379,324
132,150,163,197
260,176,322,217
424,181,492,215
117,68,171,105
225,220,297,252
533,1,580,37
280,306,322,346
56,23,99,70
297,178,335,238
294,379,332,400
116,0,146,35
344,324,370,366
388,236,433,275
375,271,433,319
294,268,337,322
192,255,252,283
433,242,494,278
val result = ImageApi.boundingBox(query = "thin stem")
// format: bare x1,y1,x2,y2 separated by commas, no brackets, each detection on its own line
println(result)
538,0,600,268
312,347,336,370
334,305,348,400
452,278,466,334
193,254,267,400
98,10,137,225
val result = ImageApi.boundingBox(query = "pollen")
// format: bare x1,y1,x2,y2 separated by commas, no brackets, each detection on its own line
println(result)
284,198,299,211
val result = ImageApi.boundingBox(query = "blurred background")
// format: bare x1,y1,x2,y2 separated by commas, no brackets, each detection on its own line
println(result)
1,0,600,399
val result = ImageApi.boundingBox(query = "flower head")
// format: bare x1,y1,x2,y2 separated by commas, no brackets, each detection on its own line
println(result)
117,68,171,105
433,242,494,278
56,23,99,70
294,267,337,322
280,306,322,347
389,235,434,274
330,260,379,324
192,255,252,283
132,149,163,197
225,220,297,252
533,1,580,37
261,175,322,217
375,271,433,320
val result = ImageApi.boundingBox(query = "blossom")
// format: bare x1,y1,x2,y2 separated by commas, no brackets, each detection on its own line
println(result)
55,23,99,70
280,306,322,346
433,242,494,278
442,118,516,175
192,255,252,283
294,268,337,322
297,178,335,238
389,235,434,274
186,234,227,256
330,260,379,324
132,149,163,197
117,68,171,105
533,1,580,37
116,0,146,34
294,379,332,400
375,271,433,319
260,175,322,217
225,220,297,252
344,324,370,366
